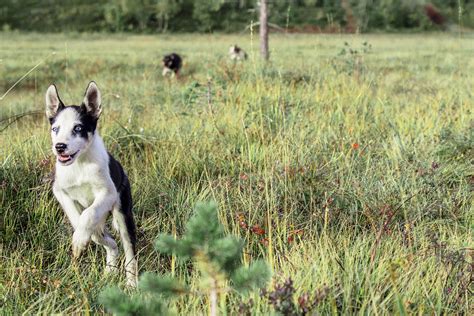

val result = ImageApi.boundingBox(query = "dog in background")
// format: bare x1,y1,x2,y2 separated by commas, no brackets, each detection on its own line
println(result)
162,53,182,77
229,44,248,61
45,82,138,287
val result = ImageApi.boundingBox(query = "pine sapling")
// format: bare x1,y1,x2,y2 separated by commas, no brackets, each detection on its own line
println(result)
100,202,270,315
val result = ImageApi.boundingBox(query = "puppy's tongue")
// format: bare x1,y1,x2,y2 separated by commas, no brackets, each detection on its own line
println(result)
58,155,71,162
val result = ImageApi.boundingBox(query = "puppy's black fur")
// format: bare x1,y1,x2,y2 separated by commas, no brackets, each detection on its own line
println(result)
108,153,136,254
163,53,182,74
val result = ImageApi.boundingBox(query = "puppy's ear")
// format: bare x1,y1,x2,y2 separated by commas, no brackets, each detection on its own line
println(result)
82,81,102,119
45,84,64,120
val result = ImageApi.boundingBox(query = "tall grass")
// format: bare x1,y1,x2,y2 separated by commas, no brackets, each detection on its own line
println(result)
0,32,472,314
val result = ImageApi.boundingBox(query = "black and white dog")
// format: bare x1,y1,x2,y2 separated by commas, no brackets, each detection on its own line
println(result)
162,53,182,77
229,45,248,61
45,82,137,287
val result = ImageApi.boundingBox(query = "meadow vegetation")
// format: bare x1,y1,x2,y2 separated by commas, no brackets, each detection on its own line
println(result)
0,32,473,314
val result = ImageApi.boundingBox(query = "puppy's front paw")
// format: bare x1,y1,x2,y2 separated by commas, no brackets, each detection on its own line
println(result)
72,230,90,258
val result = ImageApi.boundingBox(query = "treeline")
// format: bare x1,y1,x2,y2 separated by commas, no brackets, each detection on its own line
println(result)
0,0,472,33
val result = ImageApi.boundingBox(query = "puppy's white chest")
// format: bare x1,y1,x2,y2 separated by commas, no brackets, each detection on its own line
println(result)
55,162,104,207
64,184,95,208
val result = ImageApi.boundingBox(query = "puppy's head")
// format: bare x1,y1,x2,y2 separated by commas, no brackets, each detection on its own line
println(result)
163,53,182,69
163,54,173,68
45,82,102,166
229,45,240,54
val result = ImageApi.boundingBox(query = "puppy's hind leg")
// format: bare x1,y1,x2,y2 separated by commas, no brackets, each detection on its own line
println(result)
91,230,119,274
112,185,138,287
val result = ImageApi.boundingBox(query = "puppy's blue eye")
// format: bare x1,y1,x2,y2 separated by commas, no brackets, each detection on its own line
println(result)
74,125,83,133
52,127,59,133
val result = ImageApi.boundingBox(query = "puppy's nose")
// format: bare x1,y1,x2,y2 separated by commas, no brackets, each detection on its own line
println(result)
55,143,67,153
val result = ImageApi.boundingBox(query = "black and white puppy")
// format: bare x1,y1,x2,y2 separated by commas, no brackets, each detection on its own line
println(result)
46,82,137,287
229,44,248,61
162,53,182,77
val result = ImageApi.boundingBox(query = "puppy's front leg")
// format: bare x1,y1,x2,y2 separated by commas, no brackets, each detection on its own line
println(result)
72,189,117,258
53,187,81,229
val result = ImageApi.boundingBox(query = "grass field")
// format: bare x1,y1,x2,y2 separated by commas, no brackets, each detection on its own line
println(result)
0,32,473,314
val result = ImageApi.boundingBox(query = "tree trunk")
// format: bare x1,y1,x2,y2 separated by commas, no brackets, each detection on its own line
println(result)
209,277,218,316
341,0,357,33
259,0,269,61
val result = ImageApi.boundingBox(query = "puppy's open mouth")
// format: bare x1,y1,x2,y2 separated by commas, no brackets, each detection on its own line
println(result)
58,152,78,163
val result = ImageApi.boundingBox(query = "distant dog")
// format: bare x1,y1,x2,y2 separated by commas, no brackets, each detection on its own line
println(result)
162,53,182,77
229,45,248,61
45,82,138,287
